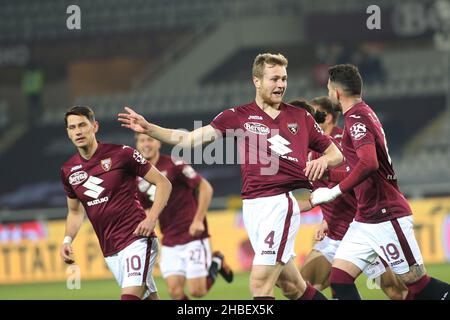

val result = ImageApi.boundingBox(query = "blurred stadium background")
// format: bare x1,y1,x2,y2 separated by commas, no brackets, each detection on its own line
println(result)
0,0,450,299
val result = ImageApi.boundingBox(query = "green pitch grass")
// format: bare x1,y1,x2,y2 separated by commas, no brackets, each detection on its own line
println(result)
1,264,449,300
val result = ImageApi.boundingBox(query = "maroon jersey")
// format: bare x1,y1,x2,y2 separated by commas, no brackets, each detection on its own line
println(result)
137,154,208,247
60,142,154,257
210,102,332,199
342,101,411,223
309,126,355,240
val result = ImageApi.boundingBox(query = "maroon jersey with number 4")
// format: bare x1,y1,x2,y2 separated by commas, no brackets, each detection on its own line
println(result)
342,101,412,223
210,102,332,199
137,154,208,247
310,126,355,240
60,143,154,257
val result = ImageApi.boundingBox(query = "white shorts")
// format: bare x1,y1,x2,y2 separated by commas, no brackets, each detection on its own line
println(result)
159,238,212,279
334,215,423,275
243,192,301,265
314,236,386,279
105,237,158,293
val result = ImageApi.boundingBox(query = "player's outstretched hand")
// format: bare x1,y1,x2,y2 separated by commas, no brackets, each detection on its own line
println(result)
304,156,328,181
188,219,205,237
118,106,152,134
134,216,156,237
60,243,75,264
310,185,342,206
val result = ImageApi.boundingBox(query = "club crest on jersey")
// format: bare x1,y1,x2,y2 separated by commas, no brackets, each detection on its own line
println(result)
100,158,112,171
349,122,367,140
287,123,298,135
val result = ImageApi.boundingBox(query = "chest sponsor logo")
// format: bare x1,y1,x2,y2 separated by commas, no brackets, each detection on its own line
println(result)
287,122,298,135
244,122,270,135
68,171,88,185
349,122,367,140
82,176,105,199
248,115,263,120
100,158,112,171
133,150,148,164
70,164,82,172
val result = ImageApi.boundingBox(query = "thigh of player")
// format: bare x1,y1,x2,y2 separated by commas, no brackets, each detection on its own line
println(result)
105,237,158,298
185,238,212,279
244,192,301,266
160,243,188,279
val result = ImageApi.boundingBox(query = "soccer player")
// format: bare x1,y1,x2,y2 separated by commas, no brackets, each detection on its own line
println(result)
118,53,344,300
135,133,233,300
290,98,407,300
60,106,172,300
309,64,450,300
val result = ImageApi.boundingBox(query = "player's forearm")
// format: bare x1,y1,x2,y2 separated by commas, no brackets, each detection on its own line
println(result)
146,179,172,221
64,211,84,240
322,143,344,167
338,144,378,193
146,123,191,147
194,179,213,221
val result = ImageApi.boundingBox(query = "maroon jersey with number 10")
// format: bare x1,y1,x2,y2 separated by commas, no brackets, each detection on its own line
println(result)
60,143,155,257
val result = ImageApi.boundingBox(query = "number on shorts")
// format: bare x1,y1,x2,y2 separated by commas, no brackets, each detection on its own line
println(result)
126,255,142,272
380,243,400,262
189,248,202,264
264,231,275,249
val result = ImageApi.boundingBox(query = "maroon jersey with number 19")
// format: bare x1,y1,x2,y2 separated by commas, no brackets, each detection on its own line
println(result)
60,143,154,257
342,101,411,223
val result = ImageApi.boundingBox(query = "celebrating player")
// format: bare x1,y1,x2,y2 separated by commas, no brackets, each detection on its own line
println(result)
60,106,172,300
119,53,344,300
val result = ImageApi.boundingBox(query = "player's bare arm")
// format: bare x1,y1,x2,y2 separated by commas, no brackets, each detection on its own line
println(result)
118,106,220,148
134,166,172,237
304,142,343,181
189,178,213,237
60,197,85,264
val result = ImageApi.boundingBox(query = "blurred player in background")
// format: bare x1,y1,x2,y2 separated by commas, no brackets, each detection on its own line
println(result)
135,133,233,300
60,106,172,300
119,53,344,300
290,98,407,300
310,64,450,300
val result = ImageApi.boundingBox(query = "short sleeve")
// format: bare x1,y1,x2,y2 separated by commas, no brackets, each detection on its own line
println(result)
345,114,375,150
210,108,239,136
173,159,202,189
306,113,332,154
60,168,77,199
136,178,154,210
121,146,152,177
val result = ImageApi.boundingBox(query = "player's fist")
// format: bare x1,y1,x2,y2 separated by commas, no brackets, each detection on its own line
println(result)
118,107,152,134
189,220,205,237
60,243,75,264
134,216,156,237
310,185,342,206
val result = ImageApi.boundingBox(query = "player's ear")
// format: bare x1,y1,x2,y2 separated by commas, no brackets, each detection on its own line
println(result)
253,76,260,89
93,120,99,133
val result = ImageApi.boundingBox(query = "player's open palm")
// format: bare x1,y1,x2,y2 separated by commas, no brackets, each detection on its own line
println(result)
118,107,151,134
60,243,75,264
304,156,328,181
189,220,205,237
134,216,156,237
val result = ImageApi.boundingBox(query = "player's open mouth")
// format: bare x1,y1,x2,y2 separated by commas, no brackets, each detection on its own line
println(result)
76,137,85,142
273,91,283,97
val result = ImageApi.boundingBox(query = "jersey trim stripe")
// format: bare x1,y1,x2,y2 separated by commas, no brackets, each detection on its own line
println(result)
277,193,293,262
391,219,416,266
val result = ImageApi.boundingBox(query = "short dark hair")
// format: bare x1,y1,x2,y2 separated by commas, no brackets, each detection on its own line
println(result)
64,106,95,127
287,98,314,115
309,96,340,124
328,64,363,96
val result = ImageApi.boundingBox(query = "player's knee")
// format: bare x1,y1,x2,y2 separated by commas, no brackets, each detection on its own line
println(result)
168,285,185,300
277,279,302,300
381,285,404,300
189,285,207,298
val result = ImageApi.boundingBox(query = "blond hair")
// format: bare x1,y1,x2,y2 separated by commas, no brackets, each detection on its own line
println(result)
252,53,288,78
